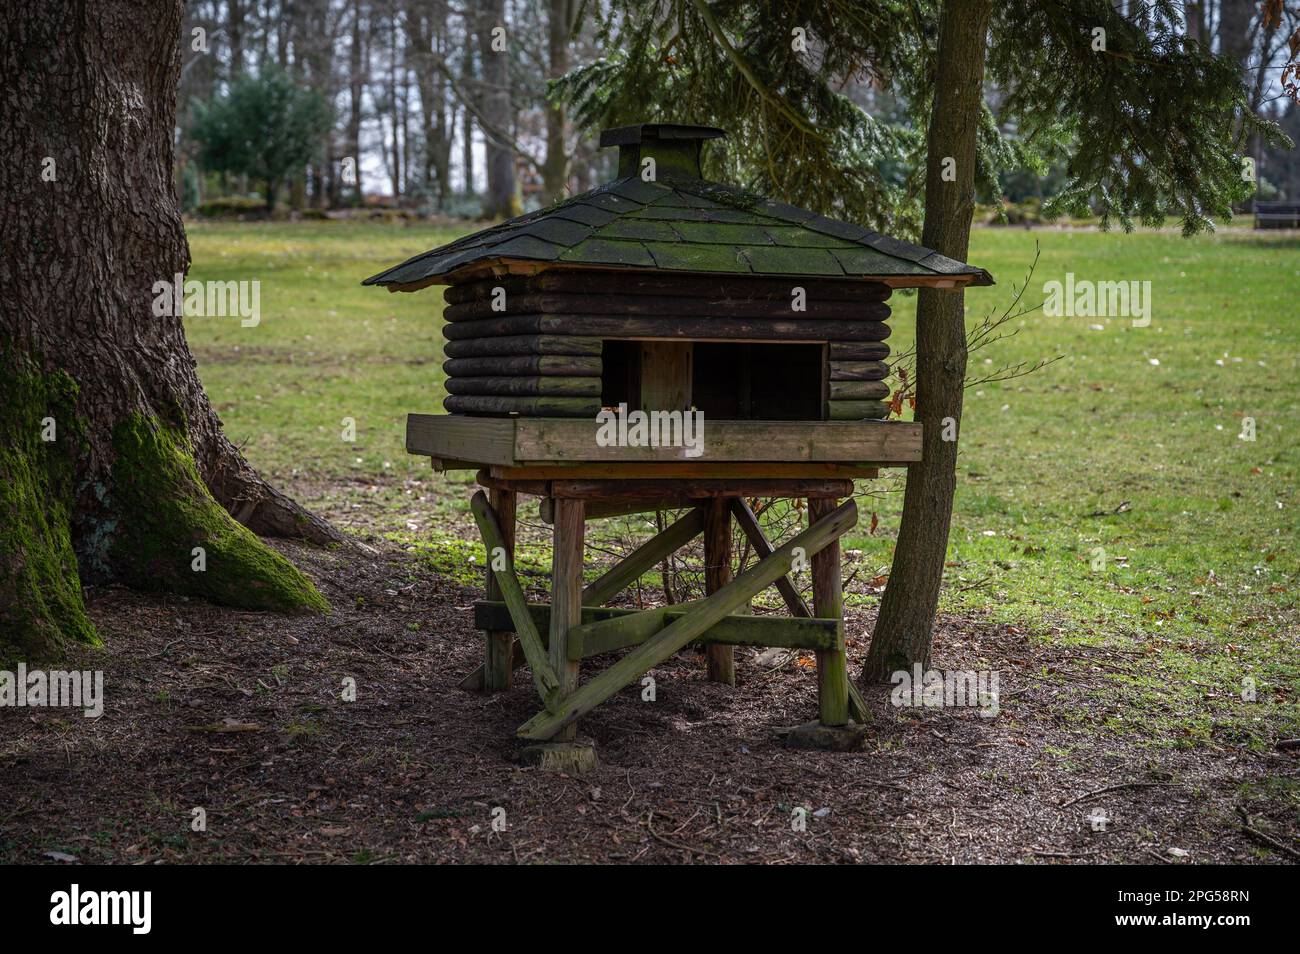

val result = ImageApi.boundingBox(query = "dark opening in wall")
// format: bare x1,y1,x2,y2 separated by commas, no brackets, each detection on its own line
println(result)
600,340,640,408
693,342,823,420
600,339,825,420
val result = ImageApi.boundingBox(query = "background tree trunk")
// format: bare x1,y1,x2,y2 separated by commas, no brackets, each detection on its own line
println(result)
0,0,334,665
478,0,520,218
347,0,367,204
861,0,992,683
542,0,573,203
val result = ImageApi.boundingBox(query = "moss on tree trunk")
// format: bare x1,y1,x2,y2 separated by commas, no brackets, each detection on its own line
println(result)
0,364,98,665
107,414,328,614
0,1,332,664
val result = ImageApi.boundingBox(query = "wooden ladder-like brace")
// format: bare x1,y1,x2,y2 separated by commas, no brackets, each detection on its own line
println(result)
466,490,864,740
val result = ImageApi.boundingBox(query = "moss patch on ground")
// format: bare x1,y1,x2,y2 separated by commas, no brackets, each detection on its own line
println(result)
107,413,329,614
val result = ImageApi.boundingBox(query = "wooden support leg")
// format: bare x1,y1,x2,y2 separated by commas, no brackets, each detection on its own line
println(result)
519,499,859,742
483,487,516,692
550,498,585,741
809,497,849,727
703,498,735,686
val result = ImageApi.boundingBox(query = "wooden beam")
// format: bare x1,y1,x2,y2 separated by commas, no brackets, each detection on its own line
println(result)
551,603,840,658
444,272,893,304
407,414,516,465
847,679,869,724
809,497,849,727
549,499,585,740
442,334,605,358
548,478,855,500
442,313,892,343
638,341,692,412
516,498,858,740
408,416,921,466
703,498,735,686
468,491,562,709
539,496,691,523
580,507,705,607
728,498,811,618
444,395,600,417
445,376,604,397
444,355,602,377
482,487,516,692
511,419,921,465
507,463,881,481
827,400,890,421
443,293,891,322
422,259,986,293
465,601,840,688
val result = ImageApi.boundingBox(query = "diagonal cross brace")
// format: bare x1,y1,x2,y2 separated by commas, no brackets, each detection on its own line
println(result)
470,491,562,710
581,507,705,606
729,498,812,618
517,498,859,740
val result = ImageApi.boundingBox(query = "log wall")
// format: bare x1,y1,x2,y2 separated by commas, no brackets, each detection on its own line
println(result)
438,271,896,420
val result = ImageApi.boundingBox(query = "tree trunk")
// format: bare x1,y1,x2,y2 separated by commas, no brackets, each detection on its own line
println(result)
0,0,335,665
478,0,519,218
861,0,991,683
348,0,367,204
542,0,572,204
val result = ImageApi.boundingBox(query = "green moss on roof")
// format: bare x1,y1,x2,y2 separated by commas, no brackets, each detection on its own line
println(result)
363,174,992,288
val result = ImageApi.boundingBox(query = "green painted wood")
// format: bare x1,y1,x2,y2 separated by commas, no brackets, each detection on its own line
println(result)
581,508,705,607
516,498,858,740
469,491,562,710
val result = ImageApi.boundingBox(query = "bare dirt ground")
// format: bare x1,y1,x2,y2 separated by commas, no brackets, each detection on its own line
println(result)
2,496,1296,865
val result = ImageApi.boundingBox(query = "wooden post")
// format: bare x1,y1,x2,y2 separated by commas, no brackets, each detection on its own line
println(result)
483,487,516,692
809,497,849,726
703,498,735,685
550,498,586,740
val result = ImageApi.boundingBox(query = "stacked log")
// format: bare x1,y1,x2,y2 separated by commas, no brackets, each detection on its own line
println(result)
439,272,894,419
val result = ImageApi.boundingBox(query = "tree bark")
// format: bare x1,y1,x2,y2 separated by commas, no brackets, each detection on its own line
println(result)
347,0,367,204
542,0,573,204
0,0,334,664
478,0,519,218
861,0,991,683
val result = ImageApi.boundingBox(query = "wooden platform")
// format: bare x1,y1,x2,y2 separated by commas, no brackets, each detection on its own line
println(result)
406,414,922,469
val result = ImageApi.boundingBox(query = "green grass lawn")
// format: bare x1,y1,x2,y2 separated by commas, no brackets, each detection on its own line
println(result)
185,219,1300,748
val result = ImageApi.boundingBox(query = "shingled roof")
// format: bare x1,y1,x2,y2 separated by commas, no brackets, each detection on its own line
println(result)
363,124,992,290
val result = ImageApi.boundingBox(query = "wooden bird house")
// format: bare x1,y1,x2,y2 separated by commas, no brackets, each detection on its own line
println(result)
365,123,991,764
